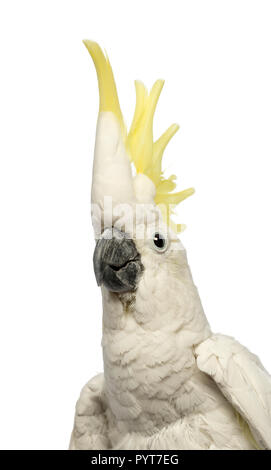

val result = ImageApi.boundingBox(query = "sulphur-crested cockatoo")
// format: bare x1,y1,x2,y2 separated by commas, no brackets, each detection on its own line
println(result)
70,41,271,450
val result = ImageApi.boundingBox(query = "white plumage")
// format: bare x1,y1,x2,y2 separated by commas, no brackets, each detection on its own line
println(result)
70,42,271,450
71,227,271,449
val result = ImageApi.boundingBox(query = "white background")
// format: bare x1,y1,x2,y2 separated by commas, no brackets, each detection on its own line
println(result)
0,0,271,450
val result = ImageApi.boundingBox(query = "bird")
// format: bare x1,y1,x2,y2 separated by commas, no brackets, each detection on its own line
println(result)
69,41,271,450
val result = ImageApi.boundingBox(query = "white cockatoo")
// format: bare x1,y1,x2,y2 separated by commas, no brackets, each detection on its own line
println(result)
70,41,271,450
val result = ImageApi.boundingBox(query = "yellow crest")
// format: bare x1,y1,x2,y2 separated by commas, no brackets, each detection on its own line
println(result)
83,40,194,232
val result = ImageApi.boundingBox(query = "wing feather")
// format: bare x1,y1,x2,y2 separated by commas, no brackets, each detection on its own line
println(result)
69,374,109,450
195,334,271,449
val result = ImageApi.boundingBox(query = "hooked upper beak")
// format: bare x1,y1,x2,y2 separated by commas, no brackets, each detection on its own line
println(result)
93,228,143,293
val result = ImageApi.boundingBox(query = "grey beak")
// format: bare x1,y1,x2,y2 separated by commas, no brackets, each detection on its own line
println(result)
93,228,143,293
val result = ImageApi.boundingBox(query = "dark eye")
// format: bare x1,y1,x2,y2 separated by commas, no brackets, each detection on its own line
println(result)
152,232,168,252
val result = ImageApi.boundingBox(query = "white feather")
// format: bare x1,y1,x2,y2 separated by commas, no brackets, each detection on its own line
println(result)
195,334,271,449
70,224,269,449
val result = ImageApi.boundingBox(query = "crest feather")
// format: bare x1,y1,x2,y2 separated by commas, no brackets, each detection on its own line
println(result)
84,41,194,232
127,80,194,232
83,40,126,138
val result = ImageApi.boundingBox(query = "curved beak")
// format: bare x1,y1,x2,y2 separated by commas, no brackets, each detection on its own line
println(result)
93,228,143,293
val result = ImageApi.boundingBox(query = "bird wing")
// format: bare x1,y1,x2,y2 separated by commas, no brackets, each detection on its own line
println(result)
69,373,110,450
195,334,271,449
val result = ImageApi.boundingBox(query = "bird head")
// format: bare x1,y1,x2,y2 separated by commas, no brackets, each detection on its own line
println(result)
84,42,196,315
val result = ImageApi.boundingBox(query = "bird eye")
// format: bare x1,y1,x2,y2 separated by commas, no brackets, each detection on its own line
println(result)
152,232,168,252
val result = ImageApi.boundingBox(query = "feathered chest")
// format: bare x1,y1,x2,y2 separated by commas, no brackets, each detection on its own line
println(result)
100,273,211,432
102,318,198,431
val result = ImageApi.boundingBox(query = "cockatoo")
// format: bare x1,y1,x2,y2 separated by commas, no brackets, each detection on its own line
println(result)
70,41,271,450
